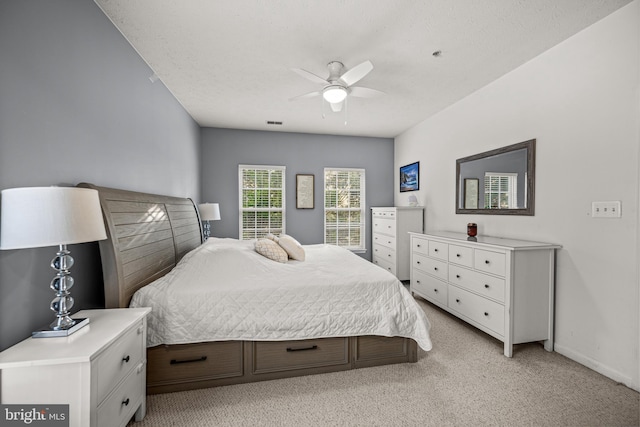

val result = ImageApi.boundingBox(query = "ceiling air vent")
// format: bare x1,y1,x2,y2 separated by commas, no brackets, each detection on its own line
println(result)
266,120,283,126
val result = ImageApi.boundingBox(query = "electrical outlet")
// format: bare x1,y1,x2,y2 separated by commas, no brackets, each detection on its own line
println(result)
592,201,622,218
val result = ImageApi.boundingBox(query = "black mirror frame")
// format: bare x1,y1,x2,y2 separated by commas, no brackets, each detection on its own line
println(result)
456,139,535,216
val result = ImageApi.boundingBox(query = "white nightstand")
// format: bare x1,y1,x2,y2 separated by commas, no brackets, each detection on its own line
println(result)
0,308,151,427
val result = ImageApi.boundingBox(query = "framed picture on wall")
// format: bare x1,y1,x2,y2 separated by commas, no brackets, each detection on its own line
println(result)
464,178,479,209
296,174,314,209
400,162,419,192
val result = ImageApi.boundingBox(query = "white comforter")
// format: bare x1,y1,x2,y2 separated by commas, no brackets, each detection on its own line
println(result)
130,238,432,351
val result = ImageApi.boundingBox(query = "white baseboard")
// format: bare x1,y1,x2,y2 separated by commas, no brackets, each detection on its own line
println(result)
554,343,639,392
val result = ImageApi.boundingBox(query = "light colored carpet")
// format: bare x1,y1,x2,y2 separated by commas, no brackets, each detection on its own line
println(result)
130,299,639,426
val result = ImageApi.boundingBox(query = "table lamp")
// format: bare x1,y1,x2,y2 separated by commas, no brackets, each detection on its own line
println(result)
198,203,220,240
0,187,107,337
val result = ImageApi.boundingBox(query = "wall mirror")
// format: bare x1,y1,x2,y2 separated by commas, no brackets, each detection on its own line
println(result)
456,139,535,216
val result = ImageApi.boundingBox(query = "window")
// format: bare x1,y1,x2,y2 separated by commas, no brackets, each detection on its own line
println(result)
239,165,285,239
484,172,517,209
324,168,365,251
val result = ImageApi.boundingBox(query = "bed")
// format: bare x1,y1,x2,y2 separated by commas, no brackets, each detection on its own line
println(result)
79,183,432,394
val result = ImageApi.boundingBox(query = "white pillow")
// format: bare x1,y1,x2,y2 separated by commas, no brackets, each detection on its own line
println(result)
278,234,305,261
255,238,288,263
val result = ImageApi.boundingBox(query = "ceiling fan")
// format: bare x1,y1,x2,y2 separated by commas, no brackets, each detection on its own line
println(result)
289,60,384,112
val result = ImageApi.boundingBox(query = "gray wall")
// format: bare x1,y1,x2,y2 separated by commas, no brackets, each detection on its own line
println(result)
201,128,394,258
0,1,200,351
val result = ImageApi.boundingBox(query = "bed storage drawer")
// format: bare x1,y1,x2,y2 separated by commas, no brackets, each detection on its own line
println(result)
252,338,349,374
147,341,244,385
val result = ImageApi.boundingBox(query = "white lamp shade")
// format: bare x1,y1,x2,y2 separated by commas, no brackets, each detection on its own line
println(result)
0,187,107,250
199,203,220,221
323,86,347,104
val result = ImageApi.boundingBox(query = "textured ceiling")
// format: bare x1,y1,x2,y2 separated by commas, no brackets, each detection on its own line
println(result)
94,0,631,138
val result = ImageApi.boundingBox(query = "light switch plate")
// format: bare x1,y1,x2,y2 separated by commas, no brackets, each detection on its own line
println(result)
592,201,621,218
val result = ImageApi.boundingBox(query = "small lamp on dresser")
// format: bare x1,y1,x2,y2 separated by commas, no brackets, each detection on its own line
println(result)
0,186,107,337
198,202,221,240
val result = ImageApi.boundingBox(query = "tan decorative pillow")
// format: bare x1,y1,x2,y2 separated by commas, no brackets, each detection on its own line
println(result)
278,234,305,261
265,233,280,242
255,238,288,263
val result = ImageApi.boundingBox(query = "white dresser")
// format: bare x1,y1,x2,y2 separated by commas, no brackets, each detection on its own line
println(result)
0,308,150,427
371,207,424,280
409,232,560,357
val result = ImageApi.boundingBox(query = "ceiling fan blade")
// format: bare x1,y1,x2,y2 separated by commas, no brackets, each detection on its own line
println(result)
349,86,385,98
330,102,343,112
339,60,373,87
289,91,321,101
291,68,329,85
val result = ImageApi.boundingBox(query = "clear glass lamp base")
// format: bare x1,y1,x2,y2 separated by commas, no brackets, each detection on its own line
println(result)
32,317,90,338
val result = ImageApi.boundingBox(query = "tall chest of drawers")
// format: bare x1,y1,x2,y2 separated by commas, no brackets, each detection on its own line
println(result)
409,232,560,357
371,207,424,280
0,308,150,427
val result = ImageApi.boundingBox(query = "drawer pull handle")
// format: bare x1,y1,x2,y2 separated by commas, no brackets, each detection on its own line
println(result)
417,244,421,247
455,299,460,303
434,249,438,252
434,289,438,293
485,260,490,264
388,254,391,257
456,254,461,257
484,312,489,316
170,356,208,365
456,275,460,279
388,241,392,244
286,345,318,352
484,284,490,289
433,267,438,271
417,261,421,264
122,355,130,363
122,398,130,407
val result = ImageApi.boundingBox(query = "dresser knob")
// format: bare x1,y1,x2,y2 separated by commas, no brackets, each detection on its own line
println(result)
122,398,130,406
434,267,438,271
434,289,438,293
484,284,489,289
485,260,490,264
484,312,489,316
455,299,460,303
434,248,438,252
123,355,130,363
456,274,460,279
417,261,421,264
388,254,391,257
456,254,461,257
417,244,421,247
416,280,420,284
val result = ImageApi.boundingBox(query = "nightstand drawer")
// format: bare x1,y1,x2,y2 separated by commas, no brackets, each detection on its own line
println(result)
96,319,145,404
97,362,145,427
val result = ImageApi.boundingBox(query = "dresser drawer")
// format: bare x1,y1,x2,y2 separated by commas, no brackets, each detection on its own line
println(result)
449,265,505,303
428,240,448,261
373,233,396,250
373,255,396,275
412,237,429,255
449,244,473,268
372,218,396,236
448,286,505,336
96,319,145,404
413,253,447,281
97,362,145,427
474,249,506,277
373,241,395,259
412,270,448,306
253,338,349,374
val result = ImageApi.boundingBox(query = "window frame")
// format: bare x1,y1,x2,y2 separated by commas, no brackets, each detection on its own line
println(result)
323,167,366,252
238,164,286,240
484,172,518,209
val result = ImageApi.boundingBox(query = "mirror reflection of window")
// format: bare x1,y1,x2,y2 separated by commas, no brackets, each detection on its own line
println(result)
484,172,517,209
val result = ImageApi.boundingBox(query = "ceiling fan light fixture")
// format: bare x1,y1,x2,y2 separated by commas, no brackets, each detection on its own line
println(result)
323,85,347,103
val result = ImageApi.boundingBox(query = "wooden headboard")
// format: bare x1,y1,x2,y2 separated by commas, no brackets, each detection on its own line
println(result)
78,183,203,308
